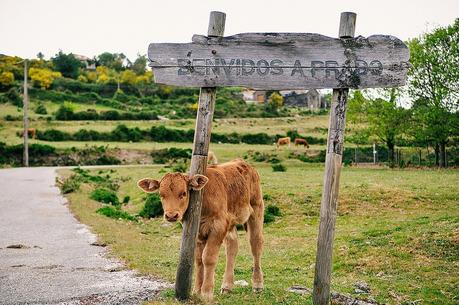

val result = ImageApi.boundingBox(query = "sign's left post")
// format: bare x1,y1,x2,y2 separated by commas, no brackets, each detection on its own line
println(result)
175,11,226,300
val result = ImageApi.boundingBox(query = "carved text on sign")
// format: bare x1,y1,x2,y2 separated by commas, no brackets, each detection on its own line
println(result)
175,58,402,78
148,33,410,89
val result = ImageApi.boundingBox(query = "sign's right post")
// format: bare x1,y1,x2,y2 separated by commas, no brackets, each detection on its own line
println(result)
313,12,356,305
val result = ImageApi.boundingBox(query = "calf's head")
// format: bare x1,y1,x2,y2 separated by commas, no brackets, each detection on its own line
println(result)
137,173,208,222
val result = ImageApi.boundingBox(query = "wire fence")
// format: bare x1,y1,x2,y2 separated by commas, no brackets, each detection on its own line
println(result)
344,145,459,167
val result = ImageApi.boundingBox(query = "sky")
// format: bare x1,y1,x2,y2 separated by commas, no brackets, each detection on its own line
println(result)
1,0,458,61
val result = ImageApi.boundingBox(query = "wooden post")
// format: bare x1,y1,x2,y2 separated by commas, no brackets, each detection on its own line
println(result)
175,11,226,301
373,143,377,164
313,12,356,305
23,59,29,167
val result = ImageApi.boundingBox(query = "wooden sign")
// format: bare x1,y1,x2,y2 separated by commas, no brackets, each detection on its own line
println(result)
148,33,409,90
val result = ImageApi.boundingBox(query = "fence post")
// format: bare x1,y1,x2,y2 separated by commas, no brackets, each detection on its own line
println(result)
313,12,356,305
373,143,376,164
23,59,29,167
174,11,226,300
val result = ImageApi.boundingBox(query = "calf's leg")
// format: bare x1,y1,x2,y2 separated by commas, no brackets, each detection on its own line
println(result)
194,240,205,294
247,204,264,292
201,231,225,300
221,227,238,293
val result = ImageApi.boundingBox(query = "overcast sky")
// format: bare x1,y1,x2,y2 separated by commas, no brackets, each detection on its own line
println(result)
1,0,458,61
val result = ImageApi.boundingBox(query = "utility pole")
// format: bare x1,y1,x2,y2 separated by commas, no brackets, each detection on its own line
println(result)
23,59,29,167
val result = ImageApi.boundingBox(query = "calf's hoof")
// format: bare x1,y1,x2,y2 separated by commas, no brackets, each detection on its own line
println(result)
252,283,264,293
220,286,232,294
201,291,214,302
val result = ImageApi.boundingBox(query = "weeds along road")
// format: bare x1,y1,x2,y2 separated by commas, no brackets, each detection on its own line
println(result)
0,167,170,305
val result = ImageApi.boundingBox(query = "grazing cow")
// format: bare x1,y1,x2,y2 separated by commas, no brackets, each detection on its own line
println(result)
27,128,36,139
208,151,218,164
276,136,291,148
137,159,264,300
19,128,36,139
294,138,309,148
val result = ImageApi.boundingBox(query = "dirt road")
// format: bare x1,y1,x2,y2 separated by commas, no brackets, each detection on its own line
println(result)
0,167,170,305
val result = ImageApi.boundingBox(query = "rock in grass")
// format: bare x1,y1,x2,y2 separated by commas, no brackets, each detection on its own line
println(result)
354,281,371,293
287,285,312,295
234,280,249,287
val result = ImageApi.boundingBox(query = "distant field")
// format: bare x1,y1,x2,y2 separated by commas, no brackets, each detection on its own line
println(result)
1,102,369,152
61,161,459,305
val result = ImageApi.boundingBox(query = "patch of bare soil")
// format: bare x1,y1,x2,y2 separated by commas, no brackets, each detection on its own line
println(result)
116,149,152,164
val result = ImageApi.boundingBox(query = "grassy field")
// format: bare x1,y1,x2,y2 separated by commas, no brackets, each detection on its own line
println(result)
60,159,459,305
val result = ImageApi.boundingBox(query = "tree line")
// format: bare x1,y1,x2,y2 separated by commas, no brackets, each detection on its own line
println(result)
347,19,458,167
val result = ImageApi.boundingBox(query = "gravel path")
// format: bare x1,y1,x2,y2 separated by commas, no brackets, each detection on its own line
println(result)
0,167,171,305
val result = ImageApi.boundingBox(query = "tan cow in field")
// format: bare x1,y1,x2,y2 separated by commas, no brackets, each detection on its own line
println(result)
294,138,309,148
276,136,291,148
137,159,264,300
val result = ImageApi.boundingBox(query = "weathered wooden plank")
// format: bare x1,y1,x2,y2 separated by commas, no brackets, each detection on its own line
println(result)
175,11,225,301
148,32,409,90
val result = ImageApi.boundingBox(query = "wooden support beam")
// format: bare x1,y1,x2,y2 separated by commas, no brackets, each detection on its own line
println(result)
174,11,226,301
313,12,356,305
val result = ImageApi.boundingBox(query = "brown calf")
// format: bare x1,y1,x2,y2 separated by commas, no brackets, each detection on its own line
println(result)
137,159,264,300
294,138,309,148
276,136,291,148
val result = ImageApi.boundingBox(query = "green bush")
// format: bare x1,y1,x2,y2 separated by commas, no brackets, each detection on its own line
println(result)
60,175,81,194
90,188,119,205
151,147,192,164
122,195,130,204
96,206,137,221
264,204,281,224
0,142,57,166
5,87,22,107
172,161,188,173
266,204,281,216
264,213,276,224
295,151,326,163
4,114,21,121
272,163,287,172
139,193,163,218
35,103,48,114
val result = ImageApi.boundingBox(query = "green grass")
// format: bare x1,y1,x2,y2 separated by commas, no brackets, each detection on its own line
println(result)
60,162,459,305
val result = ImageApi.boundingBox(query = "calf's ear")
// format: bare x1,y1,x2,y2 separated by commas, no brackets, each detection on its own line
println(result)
137,178,160,193
189,174,209,191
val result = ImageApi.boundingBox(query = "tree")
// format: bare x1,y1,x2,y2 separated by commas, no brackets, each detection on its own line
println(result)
132,54,147,75
52,51,82,79
120,70,137,85
96,52,126,71
348,90,410,166
0,71,14,87
266,92,284,112
37,52,45,60
408,19,459,167
29,68,62,89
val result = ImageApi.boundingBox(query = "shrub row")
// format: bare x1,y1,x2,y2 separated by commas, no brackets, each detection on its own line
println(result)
151,147,192,164
0,142,56,166
35,124,327,145
55,105,158,121
0,142,121,167
29,88,128,110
